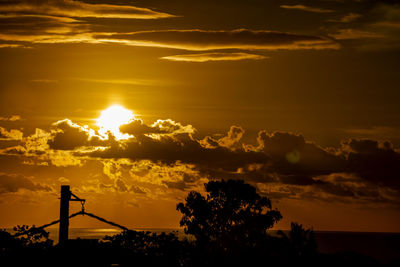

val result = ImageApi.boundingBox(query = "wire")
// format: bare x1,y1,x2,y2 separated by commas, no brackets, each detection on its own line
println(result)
12,210,128,237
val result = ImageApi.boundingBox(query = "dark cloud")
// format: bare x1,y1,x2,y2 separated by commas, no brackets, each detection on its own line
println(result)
257,131,345,177
48,119,105,150
85,132,268,173
342,139,400,188
0,173,51,194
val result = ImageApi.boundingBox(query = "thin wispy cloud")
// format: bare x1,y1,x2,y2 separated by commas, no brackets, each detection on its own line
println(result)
70,77,166,86
161,52,266,62
330,13,362,23
280,4,333,13
330,29,384,40
96,29,339,51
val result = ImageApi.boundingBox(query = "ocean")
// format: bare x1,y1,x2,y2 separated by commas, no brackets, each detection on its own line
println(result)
5,228,400,263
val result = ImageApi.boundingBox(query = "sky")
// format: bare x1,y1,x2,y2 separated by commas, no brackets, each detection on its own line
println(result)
0,0,399,233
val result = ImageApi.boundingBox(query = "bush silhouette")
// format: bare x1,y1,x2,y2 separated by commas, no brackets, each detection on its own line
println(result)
278,222,317,259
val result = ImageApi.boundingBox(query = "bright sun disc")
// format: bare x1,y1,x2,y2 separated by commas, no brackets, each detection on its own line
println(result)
97,105,134,140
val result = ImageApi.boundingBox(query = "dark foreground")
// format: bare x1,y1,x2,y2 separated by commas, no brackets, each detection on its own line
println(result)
1,226,399,267
2,180,399,266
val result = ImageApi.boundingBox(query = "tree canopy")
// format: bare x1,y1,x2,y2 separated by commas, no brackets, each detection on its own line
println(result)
177,179,282,248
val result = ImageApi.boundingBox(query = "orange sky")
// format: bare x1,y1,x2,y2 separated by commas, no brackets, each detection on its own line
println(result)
0,0,399,232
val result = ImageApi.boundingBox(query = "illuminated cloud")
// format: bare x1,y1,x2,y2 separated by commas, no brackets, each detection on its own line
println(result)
280,4,333,13
0,115,21,121
0,0,174,19
161,52,266,62
96,29,339,51
0,43,28,48
0,127,23,140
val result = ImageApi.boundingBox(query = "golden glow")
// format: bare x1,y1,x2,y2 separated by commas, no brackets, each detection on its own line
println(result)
96,105,134,140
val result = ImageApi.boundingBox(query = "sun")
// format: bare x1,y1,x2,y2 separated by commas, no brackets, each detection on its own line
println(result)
96,104,134,140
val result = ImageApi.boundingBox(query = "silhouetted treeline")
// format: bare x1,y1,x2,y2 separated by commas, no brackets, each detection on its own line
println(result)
0,179,392,266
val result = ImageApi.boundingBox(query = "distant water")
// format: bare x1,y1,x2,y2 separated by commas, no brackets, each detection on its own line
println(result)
5,228,400,263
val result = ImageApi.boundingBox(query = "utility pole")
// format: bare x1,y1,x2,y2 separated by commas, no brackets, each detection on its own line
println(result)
59,185,71,245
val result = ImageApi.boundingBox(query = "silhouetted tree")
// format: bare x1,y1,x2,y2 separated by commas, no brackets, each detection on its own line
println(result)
177,179,282,265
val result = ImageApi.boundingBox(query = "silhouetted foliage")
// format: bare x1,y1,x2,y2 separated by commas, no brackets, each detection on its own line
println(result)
177,180,282,242
278,222,317,262
13,225,53,248
102,229,188,266
177,179,282,265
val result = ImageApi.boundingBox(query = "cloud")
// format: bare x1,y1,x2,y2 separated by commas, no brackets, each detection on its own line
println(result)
31,79,58,83
329,29,384,39
48,119,106,150
332,13,362,23
119,118,195,136
85,132,268,173
0,0,174,19
254,131,346,186
161,52,266,62
341,138,400,189
0,173,51,194
0,127,23,140
0,43,28,48
150,119,195,135
325,3,400,49
0,1,174,46
0,115,21,121
341,126,400,140
95,29,339,51
201,126,245,150
280,4,333,13
70,77,164,86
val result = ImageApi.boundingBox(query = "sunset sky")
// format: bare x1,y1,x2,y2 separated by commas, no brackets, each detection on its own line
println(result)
0,0,399,233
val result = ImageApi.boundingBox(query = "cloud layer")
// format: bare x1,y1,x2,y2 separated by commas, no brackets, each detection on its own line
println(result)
1,116,399,207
